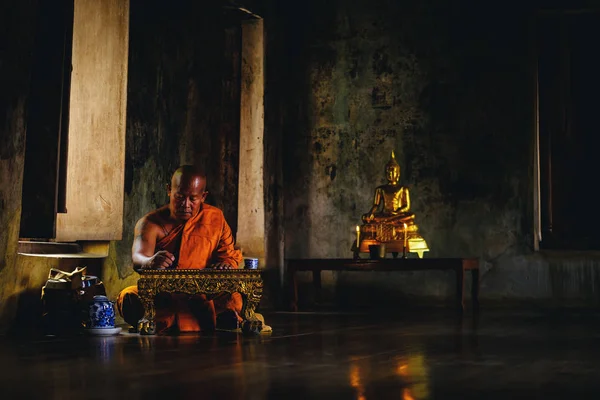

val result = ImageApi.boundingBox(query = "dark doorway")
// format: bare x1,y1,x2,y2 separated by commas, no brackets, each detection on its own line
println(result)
19,0,73,239
538,11,600,249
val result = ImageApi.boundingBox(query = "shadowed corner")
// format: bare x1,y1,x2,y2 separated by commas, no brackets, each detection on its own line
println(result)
5,289,44,338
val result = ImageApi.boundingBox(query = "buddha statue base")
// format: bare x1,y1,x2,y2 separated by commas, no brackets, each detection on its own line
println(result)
355,224,429,259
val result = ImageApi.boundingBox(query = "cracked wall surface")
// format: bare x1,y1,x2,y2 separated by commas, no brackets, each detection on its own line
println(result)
0,0,41,332
267,0,590,306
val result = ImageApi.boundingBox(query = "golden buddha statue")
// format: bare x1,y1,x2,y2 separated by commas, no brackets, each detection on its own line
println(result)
357,151,429,258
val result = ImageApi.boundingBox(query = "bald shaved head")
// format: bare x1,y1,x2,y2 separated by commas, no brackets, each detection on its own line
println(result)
167,165,208,222
170,165,207,187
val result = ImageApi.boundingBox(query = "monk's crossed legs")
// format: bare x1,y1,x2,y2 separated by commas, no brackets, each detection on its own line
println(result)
174,292,243,332
117,286,243,333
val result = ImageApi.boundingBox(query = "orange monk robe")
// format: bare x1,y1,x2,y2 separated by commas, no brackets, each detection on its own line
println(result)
117,204,243,332
157,203,242,269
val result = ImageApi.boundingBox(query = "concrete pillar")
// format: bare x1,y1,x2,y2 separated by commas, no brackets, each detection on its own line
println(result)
56,0,129,241
237,18,265,266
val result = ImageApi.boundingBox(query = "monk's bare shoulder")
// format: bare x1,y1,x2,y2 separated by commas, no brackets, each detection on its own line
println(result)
134,206,170,237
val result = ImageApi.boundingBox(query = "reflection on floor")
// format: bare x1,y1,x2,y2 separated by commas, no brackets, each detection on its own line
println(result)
1,310,600,399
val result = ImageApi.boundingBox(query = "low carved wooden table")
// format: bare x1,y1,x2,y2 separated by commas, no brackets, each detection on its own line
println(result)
137,269,263,335
287,258,479,312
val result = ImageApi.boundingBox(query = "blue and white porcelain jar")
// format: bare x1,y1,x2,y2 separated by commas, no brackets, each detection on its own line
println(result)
88,295,115,329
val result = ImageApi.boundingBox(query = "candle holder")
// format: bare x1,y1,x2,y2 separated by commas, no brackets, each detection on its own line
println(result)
352,240,361,260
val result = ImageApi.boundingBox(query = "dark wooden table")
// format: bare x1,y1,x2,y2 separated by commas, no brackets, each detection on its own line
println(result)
286,258,480,312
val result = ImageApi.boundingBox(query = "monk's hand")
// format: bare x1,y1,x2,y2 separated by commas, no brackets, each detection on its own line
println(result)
210,262,234,270
146,250,175,270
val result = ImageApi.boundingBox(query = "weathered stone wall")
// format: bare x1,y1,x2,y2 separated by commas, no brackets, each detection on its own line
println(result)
279,0,532,251
0,0,40,330
268,0,584,306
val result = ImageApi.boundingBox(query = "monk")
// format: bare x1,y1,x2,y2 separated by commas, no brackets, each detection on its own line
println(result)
117,165,244,333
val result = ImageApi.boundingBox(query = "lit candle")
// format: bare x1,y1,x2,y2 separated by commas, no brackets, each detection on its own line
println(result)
403,223,408,248
356,225,360,249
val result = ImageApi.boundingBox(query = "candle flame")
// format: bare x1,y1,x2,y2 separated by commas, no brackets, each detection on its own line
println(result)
356,225,360,232
397,364,408,376
403,223,407,229
402,388,415,400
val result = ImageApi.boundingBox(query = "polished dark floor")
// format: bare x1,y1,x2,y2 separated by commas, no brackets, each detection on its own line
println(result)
1,310,600,399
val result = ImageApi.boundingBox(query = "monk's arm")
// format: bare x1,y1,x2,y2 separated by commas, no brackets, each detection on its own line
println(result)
132,218,174,272
211,220,243,268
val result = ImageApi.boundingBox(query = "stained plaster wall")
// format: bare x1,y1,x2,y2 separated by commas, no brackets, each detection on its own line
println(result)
269,0,600,307
0,0,44,331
